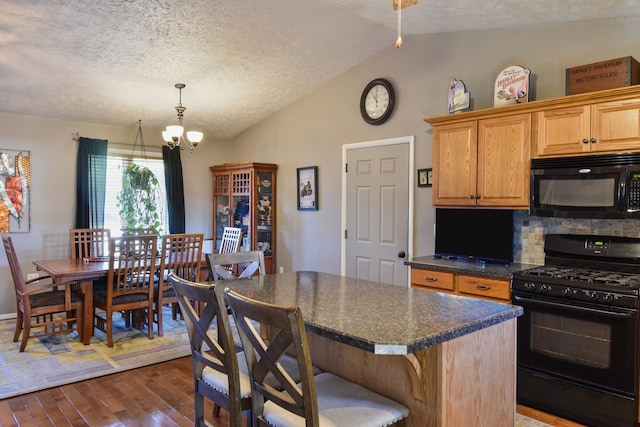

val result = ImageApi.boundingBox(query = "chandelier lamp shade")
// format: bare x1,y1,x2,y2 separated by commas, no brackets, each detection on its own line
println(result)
162,83,203,152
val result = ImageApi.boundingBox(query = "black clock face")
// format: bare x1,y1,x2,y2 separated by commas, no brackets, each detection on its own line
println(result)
360,78,395,125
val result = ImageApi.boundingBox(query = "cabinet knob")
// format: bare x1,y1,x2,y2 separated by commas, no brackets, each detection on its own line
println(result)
590,138,597,143
475,195,481,199
582,138,589,144
469,195,474,199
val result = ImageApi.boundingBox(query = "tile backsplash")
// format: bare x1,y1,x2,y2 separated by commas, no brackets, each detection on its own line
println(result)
514,211,640,265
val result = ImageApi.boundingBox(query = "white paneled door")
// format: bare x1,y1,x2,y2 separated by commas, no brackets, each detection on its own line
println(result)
345,140,410,286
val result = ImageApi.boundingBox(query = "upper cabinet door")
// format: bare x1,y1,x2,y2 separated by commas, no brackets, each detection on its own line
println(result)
534,106,591,157
592,98,640,153
477,114,531,208
433,121,478,206
534,98,640,157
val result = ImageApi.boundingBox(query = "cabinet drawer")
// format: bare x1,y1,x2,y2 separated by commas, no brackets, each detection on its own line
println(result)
458,275,510,301
411,269,454,291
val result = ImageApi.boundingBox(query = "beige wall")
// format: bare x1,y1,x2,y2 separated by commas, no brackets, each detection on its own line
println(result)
229,17,640,273
1,17,640,315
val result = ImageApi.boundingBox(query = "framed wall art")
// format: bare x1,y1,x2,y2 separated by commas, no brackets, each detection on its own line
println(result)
0,149,30,232
418,168,432,188
297,166,318,210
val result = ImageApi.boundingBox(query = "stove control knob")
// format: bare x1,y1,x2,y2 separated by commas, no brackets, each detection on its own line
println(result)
602,293,614,303
587,291,599,301
523,282,536,291
562,288,574,297
538,284,549,294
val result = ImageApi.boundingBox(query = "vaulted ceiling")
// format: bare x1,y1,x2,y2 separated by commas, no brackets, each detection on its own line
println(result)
1,1,638,140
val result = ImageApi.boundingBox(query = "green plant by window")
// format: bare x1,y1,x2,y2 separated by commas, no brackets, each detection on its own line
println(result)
117,162,163,234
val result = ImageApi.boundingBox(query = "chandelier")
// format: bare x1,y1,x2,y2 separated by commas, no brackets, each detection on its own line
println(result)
162,83,203,153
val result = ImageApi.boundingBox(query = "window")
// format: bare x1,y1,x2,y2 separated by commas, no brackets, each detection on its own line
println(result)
103,152,168,237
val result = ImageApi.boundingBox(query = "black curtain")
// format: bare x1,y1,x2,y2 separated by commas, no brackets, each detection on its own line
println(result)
162,146,185,233
75,137,108,228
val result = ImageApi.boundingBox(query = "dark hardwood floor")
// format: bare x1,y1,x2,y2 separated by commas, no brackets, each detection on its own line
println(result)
1,356,584,426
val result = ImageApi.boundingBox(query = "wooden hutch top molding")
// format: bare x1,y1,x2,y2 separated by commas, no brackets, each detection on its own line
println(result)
424,85,640,126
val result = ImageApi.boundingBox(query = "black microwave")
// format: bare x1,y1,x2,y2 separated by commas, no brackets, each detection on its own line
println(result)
530,153,640,219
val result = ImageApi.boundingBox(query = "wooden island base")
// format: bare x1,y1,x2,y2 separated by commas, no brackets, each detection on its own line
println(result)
308,318,516,427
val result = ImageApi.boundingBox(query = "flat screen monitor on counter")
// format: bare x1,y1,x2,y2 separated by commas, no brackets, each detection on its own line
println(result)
435,208,514,265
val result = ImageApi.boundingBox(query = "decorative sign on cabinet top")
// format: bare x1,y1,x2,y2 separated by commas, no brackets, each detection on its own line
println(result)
494,65,531,107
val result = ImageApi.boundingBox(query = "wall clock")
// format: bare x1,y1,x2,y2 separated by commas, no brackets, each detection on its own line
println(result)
360,78,395,125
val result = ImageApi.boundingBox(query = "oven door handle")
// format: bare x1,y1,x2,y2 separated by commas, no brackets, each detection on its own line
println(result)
512,294,635,318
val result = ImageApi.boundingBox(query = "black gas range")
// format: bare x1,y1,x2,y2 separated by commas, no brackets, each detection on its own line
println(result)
512,234,640,427
512,234,640,307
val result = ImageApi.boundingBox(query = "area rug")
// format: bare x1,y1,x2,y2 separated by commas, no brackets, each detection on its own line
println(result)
0,306,191,400
516,414,555,427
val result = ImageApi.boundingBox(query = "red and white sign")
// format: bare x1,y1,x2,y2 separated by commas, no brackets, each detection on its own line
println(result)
494,65,530,107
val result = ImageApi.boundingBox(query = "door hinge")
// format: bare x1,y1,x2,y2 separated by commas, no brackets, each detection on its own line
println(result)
345,163,348,173
344,229,348,239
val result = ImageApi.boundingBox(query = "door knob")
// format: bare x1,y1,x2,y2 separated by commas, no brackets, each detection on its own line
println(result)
398,251,406,258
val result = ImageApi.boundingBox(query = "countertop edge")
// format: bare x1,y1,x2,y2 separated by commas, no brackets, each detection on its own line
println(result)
405,256,540,279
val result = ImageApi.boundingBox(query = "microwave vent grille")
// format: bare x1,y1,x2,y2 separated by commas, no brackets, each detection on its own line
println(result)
532,153,640,169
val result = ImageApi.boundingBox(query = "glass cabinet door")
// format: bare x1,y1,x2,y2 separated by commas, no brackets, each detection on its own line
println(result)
257,170,273,256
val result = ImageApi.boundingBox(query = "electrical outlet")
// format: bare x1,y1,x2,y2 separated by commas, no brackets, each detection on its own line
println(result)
279,266,284,273
27,273,39,282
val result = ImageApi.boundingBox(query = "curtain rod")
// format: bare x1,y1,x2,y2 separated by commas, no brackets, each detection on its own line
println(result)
71,132,162,153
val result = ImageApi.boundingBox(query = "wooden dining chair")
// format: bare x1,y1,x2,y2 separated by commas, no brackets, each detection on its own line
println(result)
2,235,84,352
153,233,203,336
169,273,252,427
219,227,242,254
206,250,266,281
224,289,410,427
121,228,157,236
93,234,157,347
69,228,110,260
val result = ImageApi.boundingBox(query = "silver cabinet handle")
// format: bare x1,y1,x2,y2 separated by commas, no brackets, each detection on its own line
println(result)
424,276,438,281
475,284,491,290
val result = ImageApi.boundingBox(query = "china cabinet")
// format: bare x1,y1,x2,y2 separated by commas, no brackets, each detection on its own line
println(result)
210,162,277,273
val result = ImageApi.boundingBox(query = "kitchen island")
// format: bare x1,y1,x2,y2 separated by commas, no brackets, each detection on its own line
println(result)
221,271,523,427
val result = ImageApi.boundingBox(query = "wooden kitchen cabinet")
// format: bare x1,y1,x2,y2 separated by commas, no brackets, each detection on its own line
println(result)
534,98,640,157
432,113,530,208
426,86,640,207
210,162,277,273
411,267,511,302
457,275,510,301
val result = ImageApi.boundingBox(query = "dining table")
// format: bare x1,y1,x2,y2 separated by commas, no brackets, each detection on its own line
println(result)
33,258,110,345
220,270,523,427
33,255,211,345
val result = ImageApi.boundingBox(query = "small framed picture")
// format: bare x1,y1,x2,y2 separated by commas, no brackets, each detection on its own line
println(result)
418,168,432,187
297,166,318,210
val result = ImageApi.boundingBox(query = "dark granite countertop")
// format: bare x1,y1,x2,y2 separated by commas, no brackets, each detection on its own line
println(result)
405,256,541,279
221,271,523,355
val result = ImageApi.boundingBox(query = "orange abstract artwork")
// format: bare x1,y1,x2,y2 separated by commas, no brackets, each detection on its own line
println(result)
0,150,30,232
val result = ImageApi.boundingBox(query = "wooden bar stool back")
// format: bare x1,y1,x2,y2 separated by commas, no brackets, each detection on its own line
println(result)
169,273,251,427
224,289,410,427
206,250,265,281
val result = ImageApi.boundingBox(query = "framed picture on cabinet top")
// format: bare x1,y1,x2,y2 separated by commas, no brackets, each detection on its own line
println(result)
297,166,318,210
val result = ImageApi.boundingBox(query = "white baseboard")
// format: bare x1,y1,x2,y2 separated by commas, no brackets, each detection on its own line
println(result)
0,313,17,321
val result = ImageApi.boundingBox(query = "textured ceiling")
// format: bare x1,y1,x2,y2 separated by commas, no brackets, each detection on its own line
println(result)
1,0,639,141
